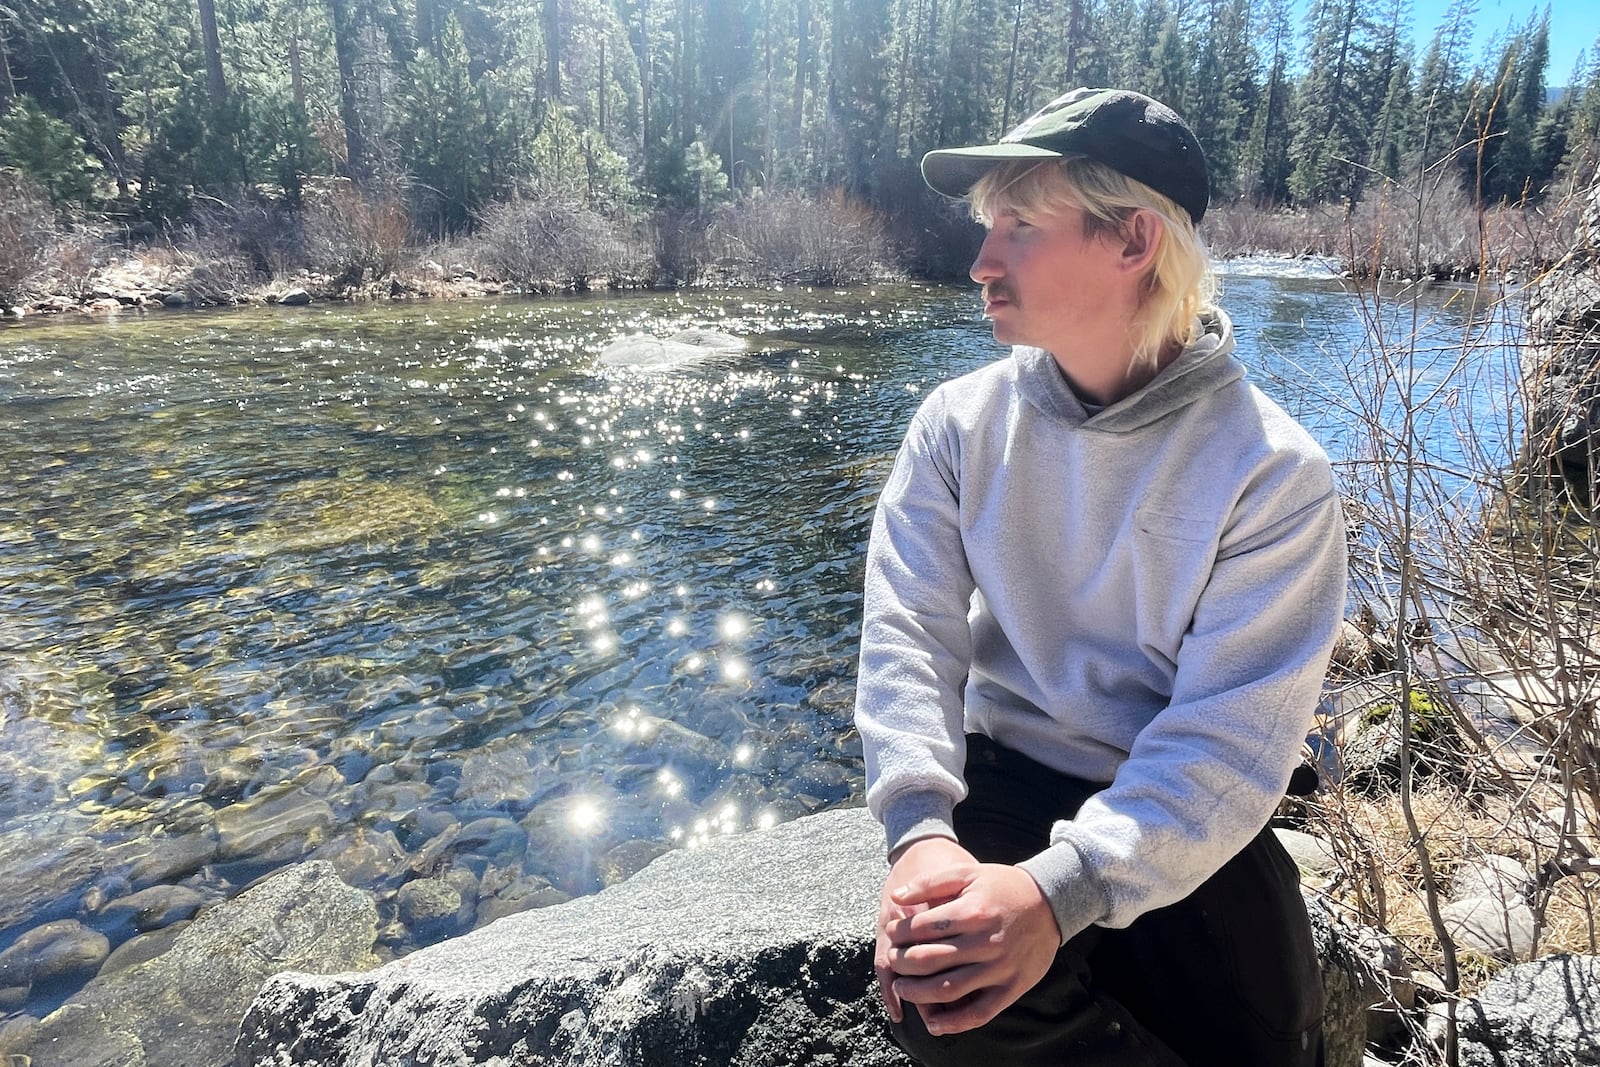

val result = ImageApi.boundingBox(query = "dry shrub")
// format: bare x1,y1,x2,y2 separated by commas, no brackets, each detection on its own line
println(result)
1208,173,1594,281
1204,203,1333,260
0,173,70,305
473,197,653,291
709,189,898,286
302,184,412,286
188,196,304,278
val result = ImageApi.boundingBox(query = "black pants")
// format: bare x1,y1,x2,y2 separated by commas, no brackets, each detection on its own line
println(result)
890,734,1325,1067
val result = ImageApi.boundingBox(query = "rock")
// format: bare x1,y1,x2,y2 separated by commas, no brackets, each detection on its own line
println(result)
1346,926,1414,1046
124,830,220,888
214,777,338,863
237,808,906,1066
99,883,208,931
597,329,748,370
98,923,187,976
1521,188,1600,508
1441,896,1538,961
1275,827,1339,880
308,827,410,889
0,861,379,1067
395,877,464,934
1306,900,1376,1067
1452,854,1533,909
473,871,571,927
237,808,1372,1067
0,919,111,988
1459,953,1600,1066
278,287,312,306
161,291,190,307
0,830,111,932
599,837,670,886
0,1003,147,1067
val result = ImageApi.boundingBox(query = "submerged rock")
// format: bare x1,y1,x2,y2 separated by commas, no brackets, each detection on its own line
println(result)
0,919,110,990
0,860,379,1067
597,329,748,370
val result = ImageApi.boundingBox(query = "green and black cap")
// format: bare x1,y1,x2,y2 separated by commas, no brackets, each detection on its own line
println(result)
920,87,1210,224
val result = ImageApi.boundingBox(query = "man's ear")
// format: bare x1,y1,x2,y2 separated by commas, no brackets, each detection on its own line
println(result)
1117,209,1164,275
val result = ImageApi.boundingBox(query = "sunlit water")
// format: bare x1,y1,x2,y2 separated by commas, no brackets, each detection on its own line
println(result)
0,272,1525,1017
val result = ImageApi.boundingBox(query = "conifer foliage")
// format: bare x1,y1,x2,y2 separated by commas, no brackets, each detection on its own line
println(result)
0,0,1596,237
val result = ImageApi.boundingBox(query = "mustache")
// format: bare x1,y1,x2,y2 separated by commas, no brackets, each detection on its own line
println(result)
983,282,1018,305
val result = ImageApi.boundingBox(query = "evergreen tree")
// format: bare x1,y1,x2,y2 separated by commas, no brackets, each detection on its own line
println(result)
1289,0,1376,204
1240,0,1295,205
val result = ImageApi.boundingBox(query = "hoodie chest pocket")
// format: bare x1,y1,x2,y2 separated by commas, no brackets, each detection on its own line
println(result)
1130,507,1223,659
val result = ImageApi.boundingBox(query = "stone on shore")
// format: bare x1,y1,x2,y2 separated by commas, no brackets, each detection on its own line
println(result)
0,861,379,1067
236,807,906,1067
235,807,1373,1067
1458,953,1600,1066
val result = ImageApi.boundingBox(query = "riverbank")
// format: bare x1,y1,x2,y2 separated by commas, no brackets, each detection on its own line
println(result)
2,177,1587,325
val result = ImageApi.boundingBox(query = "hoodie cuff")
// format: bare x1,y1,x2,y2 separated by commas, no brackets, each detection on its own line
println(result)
1017,841,1111,945
880,791,958,858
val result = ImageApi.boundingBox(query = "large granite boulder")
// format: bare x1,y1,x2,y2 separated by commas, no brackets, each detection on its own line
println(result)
1458,953,1600,1065
236,807,906,1067
1521,181,1600,508
235,807,1374,1067
0,861,379,1067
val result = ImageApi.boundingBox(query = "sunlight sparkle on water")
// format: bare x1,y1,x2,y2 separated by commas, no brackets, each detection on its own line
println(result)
717,613,749,640
568,798,606,836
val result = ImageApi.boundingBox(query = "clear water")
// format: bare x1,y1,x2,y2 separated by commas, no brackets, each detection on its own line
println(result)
0,273,1524,1015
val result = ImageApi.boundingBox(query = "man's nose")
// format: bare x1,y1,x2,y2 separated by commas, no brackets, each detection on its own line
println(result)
970,234,1003,284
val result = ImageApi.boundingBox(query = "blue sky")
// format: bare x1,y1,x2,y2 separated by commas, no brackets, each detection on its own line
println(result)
1406,1,1600,84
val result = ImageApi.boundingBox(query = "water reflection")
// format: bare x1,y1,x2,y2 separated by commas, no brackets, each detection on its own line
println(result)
0,277,1521,1022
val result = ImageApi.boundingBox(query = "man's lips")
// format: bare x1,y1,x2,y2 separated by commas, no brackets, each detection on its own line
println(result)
982,287,1016,314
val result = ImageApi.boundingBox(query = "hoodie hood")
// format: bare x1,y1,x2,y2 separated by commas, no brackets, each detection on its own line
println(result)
1013,309,1244,433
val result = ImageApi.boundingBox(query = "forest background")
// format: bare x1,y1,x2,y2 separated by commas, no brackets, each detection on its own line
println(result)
3,0,1600,302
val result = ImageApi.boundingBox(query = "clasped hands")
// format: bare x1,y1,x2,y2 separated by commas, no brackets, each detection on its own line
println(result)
874,836,1062,1036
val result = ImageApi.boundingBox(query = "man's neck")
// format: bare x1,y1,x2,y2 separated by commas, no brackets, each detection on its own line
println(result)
1051,338,1183,406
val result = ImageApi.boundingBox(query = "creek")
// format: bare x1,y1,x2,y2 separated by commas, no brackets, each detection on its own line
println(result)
0,267,1522,1022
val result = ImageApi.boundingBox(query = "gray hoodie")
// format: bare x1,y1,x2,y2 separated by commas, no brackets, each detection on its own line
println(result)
855,310,1347,944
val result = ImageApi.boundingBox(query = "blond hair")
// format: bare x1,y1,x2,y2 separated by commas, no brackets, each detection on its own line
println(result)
969,157,1217,375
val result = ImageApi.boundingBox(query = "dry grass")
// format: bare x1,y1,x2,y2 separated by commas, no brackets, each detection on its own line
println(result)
1309,784,1600,998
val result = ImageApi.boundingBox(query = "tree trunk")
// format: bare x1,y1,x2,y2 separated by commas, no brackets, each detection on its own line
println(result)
328,0,372,183
544,0,561,102
1001,0,1023,129
1064,0,1081,84
599,38,607,137
791,0,809,138
0,28,16,111
289,31,306,107
198,0,228,104
416,0,438,57
638,0,651,170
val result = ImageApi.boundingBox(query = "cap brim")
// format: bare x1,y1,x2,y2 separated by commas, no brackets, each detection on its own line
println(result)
921,143,1063,198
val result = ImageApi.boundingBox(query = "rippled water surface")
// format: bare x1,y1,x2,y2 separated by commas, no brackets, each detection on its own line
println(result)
0,274,1521,1017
